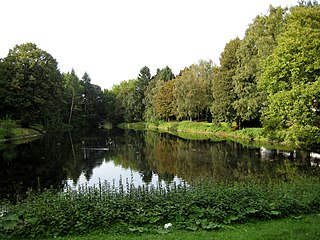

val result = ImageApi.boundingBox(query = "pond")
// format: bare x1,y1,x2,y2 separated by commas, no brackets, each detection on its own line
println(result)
0,128,320,201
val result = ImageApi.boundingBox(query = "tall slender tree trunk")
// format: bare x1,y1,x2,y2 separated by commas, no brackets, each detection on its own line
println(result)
68,88,75,125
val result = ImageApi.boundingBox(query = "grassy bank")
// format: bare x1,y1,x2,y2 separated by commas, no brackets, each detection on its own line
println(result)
0,119,43,143
54,213,320,240
1,178,320,239
118,121,271,144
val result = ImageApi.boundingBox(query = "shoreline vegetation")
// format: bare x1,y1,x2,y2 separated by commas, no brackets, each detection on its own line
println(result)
0,2,319,239
0,119,44,144
0,129,42,143
117,121,299,150
1,178,319,239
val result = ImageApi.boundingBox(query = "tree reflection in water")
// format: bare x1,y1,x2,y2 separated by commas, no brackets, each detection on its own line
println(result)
0,129,319,201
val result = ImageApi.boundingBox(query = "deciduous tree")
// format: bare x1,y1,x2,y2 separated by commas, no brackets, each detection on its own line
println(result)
62,69,84,126
154,79,177,121
260,3,320,145
81,72,106,127
174,61,214,121
233,6,286,127
0,43,63,128
211,38,240,123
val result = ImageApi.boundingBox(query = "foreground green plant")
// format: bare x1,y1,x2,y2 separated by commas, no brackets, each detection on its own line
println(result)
1,178,320,239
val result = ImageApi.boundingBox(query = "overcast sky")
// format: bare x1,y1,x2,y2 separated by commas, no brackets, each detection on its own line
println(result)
1,0,298,90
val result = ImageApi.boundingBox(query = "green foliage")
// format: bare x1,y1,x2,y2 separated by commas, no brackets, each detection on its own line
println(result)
1,2,319,146
0,43,108,131
103,89,118,124
233,6,286,127
143,79,160,122
112,73,155,123
135,66,152,121
260,4,320,146
143,66,175,122
1,178,319,239
80,72,106,127
154,66,175,81
0,43,63,129
62,69,84,127
0,117,16,139
154,79,177,121
174,61,214,121
113,79,141,122
232,128,267,141
211,38,240,123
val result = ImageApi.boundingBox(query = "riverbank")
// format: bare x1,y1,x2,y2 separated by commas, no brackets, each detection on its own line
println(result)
0,124,43,143
117,121,295,149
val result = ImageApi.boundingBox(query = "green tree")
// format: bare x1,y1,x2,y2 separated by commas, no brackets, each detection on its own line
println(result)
0,58,5,116
144,66,175,122
143,78,159,122
103,89,118,124
0,43,63,128
174,61,214,121
154,66,175,81
81,72,106,127
211,38,240,123
135,66,151,121
260,4,320,145
233,6,286,127
113,79,140,122
154,79,177,121
62,69,84,126
173,68,190,120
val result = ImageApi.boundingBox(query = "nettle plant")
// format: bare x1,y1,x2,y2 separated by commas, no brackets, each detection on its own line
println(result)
1,178,320,239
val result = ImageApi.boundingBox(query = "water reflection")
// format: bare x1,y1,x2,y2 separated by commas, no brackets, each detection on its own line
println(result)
0,129,319,201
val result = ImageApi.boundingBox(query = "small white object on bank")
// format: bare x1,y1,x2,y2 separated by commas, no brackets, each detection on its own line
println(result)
164,223,173,229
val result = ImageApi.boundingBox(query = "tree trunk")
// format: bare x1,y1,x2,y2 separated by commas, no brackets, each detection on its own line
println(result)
68,88,75,125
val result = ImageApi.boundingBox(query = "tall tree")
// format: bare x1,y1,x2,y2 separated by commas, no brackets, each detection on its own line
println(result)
136,66,151,121
154,79,177,121
233,6,286,127
81,72,106,127
62,69,84,126
260,3,320,145
0,58,5,116
0,43,63,128
143,78,159,122
174,61,214,121
103,89,118,124
144,66,175,122
154,66,175,81
113,79,140,122
211,38,240,123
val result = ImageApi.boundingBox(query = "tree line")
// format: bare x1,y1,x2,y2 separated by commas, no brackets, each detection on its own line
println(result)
0,2,319,145
0,43,106,129
108,2,320,145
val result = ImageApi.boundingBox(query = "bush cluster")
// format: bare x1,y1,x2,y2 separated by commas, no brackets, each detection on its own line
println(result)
0,118,16,140
1,178,320,239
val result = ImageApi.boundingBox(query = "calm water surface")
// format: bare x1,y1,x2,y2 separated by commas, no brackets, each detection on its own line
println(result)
1,128,319,200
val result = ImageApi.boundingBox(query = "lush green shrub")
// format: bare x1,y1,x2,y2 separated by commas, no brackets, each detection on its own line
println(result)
0,117,17,139
1,178,320,239
233,128,267,141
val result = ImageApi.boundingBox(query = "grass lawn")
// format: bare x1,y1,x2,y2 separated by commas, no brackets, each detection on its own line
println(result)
0,123,42,142
55,214,320,240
